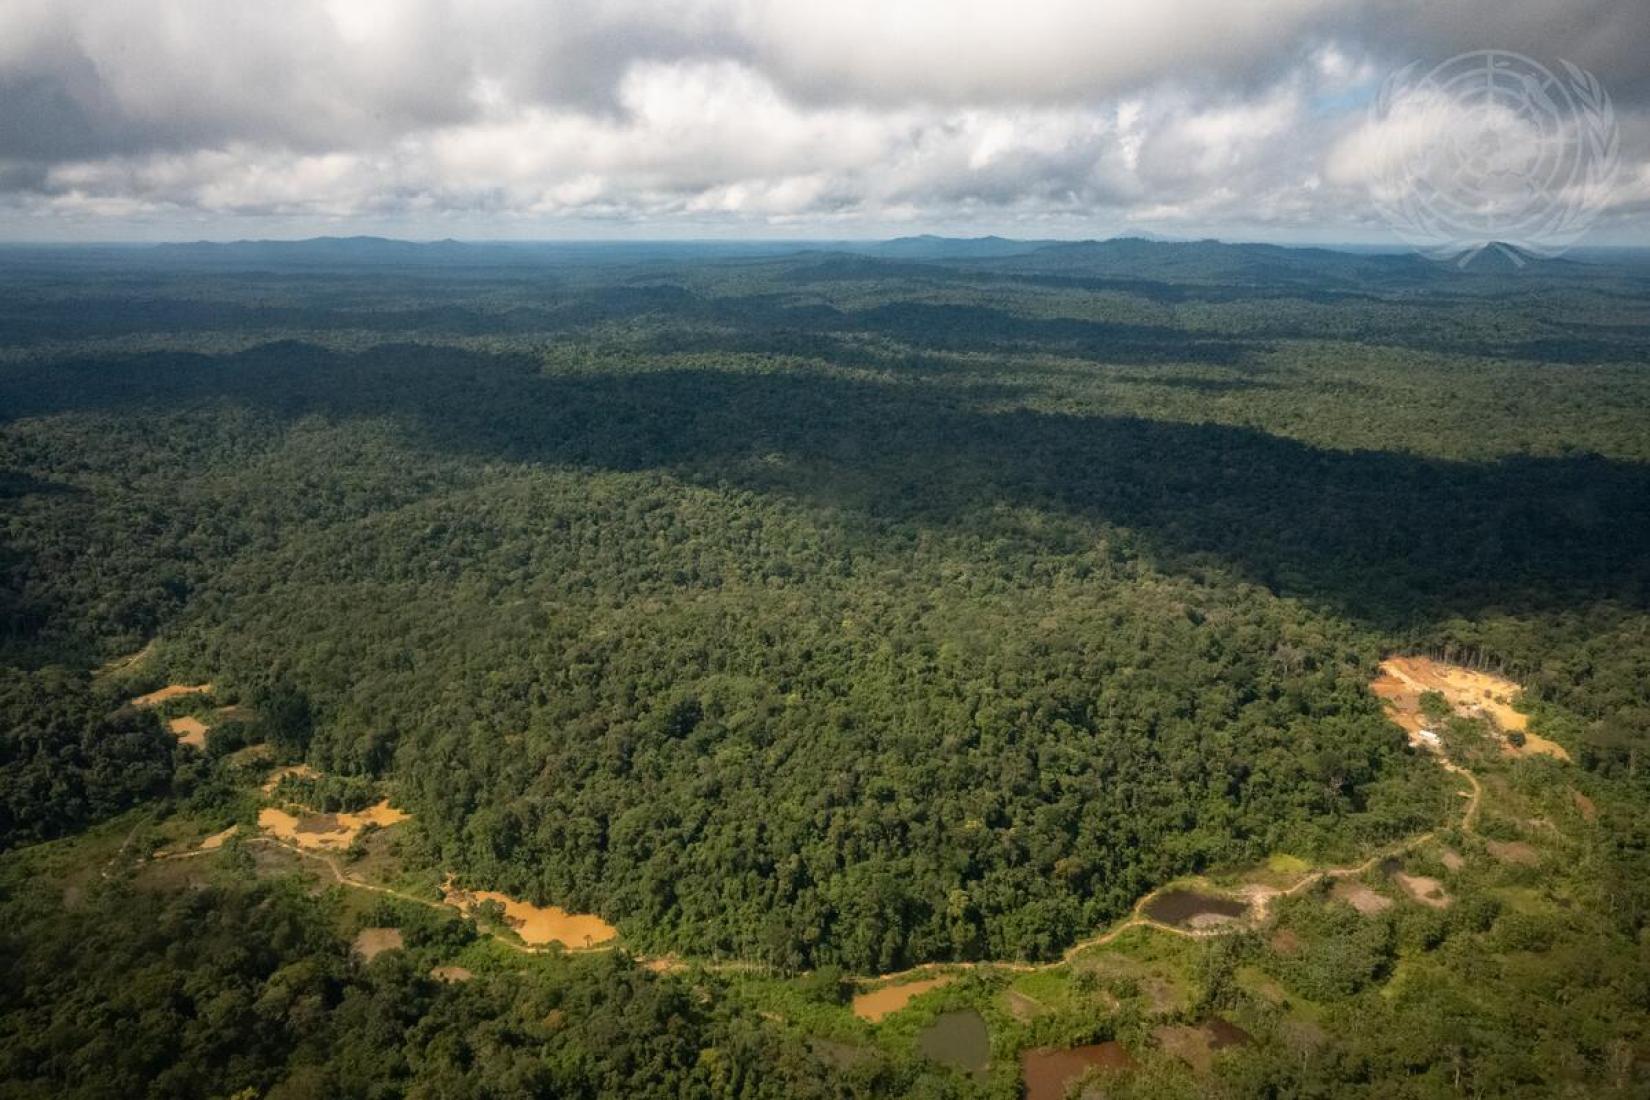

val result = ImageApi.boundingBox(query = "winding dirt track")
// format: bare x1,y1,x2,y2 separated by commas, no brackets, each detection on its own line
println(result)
143,746,1483,981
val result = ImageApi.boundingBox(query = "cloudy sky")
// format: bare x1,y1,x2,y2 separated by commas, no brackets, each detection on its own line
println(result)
2,0,1648,242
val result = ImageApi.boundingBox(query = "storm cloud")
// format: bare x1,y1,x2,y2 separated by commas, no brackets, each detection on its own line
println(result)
1,0,1646,240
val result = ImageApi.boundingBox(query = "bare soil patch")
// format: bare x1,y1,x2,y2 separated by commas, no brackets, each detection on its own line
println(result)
131,683,213,708
1270,928,1301,956
1393,871,1450,908
851,975,953,1023
1331,880,1393,915
1438,847,1465,871
442,881,617,949
1373,657,1569,761
430,965,473,982
1486,840,1541,867
1572,790,1598,822
259,800,410,850
198,825,238,851
1021,1042,1135,1100
353,927,404,961
166,715,208,749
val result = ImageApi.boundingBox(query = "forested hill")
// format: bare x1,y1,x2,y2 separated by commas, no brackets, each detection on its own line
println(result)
2,239,1648,977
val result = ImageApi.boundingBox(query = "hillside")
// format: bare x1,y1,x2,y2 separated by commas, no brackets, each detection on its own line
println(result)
1,238,1648,1096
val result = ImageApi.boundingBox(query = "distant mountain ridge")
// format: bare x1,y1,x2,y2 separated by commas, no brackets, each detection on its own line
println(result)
131,232,1608,283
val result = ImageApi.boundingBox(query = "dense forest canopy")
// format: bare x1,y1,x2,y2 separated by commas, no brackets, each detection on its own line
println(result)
2,237,1649,1095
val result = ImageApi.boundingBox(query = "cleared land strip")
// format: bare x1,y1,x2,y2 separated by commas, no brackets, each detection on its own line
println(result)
143,743,1483,981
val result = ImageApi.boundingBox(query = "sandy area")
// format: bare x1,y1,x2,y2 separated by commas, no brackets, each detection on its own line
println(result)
131,683,213,708
430,965,473,982
167,716,209,749
353,927,405,961
1372,657,1569,761
1331,880,1393,915
1437,848,1465,871
851,976,953,1023
442,880,618,949
198,825,238,851
259,800,410,850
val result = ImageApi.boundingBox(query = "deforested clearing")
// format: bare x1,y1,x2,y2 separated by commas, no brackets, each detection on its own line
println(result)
259,800,410,850
1372,656,1570,761
1331,880,1393,915
198,825,237,851
1393,871,1450,908
353,927,404,961
851,976,953,1023
166,715,208,748
131,683,213,708
442,881,618,949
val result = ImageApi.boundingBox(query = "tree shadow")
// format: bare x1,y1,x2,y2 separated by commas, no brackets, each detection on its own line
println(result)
4,340,1645,629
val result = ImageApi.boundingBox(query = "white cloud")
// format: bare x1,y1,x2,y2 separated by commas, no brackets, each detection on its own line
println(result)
0,0,1644,239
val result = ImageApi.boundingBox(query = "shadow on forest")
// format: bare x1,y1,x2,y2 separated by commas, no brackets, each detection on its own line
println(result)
3,340,1647,627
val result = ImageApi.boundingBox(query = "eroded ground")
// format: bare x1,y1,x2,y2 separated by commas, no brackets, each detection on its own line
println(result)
1372,656,1570,760
441,880,617,949
258,801,410,850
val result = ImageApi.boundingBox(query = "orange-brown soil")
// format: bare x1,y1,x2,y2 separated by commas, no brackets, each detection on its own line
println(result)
851,976,954,1022
258,800,410,850
1372,656,1569,761
131,683,213,708
166,716,208,749
441,880,618,949
198,825,238,851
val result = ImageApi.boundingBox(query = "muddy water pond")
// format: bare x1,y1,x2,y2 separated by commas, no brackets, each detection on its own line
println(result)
918,1009,990,1075
1021,1042,1135,1099
851,975,952,1022
1143,888,1249,928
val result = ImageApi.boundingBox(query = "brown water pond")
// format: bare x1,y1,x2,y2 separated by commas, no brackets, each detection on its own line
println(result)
918,1009,990,1076
1021,1042,1135,1099
851,975,952,1022
1143,888,1249,928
